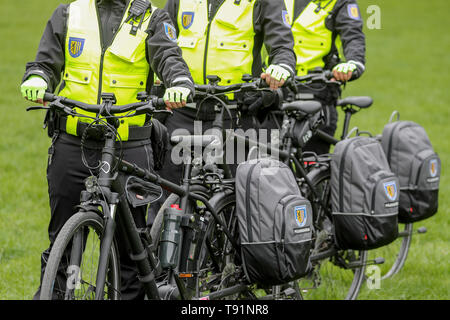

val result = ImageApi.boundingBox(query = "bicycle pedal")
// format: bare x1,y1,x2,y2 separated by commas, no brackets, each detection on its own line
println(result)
282,287,296,297
417,227,427,234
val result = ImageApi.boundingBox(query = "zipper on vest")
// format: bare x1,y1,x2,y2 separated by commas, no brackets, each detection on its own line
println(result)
94,2,126,104
203,1,225,84
95,3,107,104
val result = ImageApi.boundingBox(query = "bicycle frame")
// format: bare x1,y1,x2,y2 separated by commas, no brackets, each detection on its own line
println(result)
83,125,246,299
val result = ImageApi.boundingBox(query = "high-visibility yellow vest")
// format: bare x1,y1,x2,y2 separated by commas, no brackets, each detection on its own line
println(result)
59,0,153,140
284,0,342,76
176,0,256,85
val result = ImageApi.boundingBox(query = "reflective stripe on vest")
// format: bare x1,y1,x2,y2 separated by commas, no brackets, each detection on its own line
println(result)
59,0,153,140
284,0,341,76
177,0,256,85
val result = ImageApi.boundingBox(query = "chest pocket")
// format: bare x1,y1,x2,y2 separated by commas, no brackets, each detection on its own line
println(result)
63,65,92,85
178,36,198,49
108,20,149,63
215,0,253,30
297,2,332,32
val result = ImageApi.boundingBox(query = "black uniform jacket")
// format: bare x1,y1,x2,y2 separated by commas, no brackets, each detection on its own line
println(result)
23,0,194,95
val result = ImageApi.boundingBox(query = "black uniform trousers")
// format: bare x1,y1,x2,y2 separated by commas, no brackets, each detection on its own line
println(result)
34,132,154,300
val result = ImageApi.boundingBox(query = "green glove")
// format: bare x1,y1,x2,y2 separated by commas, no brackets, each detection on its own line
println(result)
163,86,191,103
265,64,290,81
20,75,48,102
333,62,357,74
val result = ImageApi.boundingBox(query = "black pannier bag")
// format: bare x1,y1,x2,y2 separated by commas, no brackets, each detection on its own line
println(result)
235,158,314,286
330,135,399,250
381,114,441,223
150,118,169,171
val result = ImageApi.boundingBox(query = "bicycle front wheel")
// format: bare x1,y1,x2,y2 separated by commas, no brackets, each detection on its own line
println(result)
40,211,121,300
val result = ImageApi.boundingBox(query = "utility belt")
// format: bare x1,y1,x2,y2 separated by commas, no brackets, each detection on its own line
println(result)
54,115,152,141
178,101,240,121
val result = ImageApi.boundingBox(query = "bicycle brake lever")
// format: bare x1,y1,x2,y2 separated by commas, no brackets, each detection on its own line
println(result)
154,109,173,115
135,104,155,115
50,100,75,116
26,106,50,112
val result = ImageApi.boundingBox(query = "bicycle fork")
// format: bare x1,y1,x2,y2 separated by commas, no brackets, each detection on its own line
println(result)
93,134,161,299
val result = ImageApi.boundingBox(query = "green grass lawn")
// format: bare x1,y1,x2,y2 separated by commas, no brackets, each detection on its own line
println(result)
0,0,448,300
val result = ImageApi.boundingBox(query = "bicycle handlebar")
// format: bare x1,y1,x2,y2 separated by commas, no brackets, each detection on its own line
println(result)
41,93,169,117
194,77,270,96
294,70,341,86
192,70,340,97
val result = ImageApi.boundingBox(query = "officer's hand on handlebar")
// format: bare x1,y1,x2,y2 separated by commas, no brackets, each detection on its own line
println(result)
163,86,191,110
20,75,48,105
332,62,357,82
261,64,290,90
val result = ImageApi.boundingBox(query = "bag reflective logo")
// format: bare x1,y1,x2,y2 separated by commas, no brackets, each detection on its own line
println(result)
68,37,85,58
429,159,438,177
383,181,397,201
294,205,307,227
182,12,195,29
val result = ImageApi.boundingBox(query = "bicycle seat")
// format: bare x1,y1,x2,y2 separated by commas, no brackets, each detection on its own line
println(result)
337,96,373,109
170,135,220,148
280,101,322,114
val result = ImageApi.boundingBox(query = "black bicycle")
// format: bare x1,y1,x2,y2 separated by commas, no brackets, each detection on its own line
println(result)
32,92,240,300
149,76,305,300
150,73,379,300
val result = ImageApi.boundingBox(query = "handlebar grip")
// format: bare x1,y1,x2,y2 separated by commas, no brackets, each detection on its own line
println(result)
155,98,166,107
43,93,56,102
323,70,334,80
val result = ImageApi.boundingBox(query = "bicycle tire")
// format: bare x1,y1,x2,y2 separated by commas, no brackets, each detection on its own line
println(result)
40,211,121,300
301,165,367,300
366,222,413,280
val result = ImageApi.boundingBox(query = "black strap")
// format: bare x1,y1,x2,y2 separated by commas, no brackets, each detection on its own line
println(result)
58,116,152,141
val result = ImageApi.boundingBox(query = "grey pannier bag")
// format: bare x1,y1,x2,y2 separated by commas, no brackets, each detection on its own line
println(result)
381,113,440,223
330,135,399,250
235,158,314,286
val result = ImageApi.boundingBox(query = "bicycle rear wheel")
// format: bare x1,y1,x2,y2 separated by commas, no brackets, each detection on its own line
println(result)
40,211,120,300
366,222,413,280
300,165,367,300
185,191,302,300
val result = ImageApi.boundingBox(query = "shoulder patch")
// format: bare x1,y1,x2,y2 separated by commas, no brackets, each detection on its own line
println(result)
163,22,177,42
282,10,291,27
347,4,361,20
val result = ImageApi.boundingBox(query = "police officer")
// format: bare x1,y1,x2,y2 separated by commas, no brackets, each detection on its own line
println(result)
155,0,297,197
20,0,194,299
284,0,366,154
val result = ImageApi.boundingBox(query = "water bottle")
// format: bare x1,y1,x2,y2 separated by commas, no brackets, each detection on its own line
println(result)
159,204,182,269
